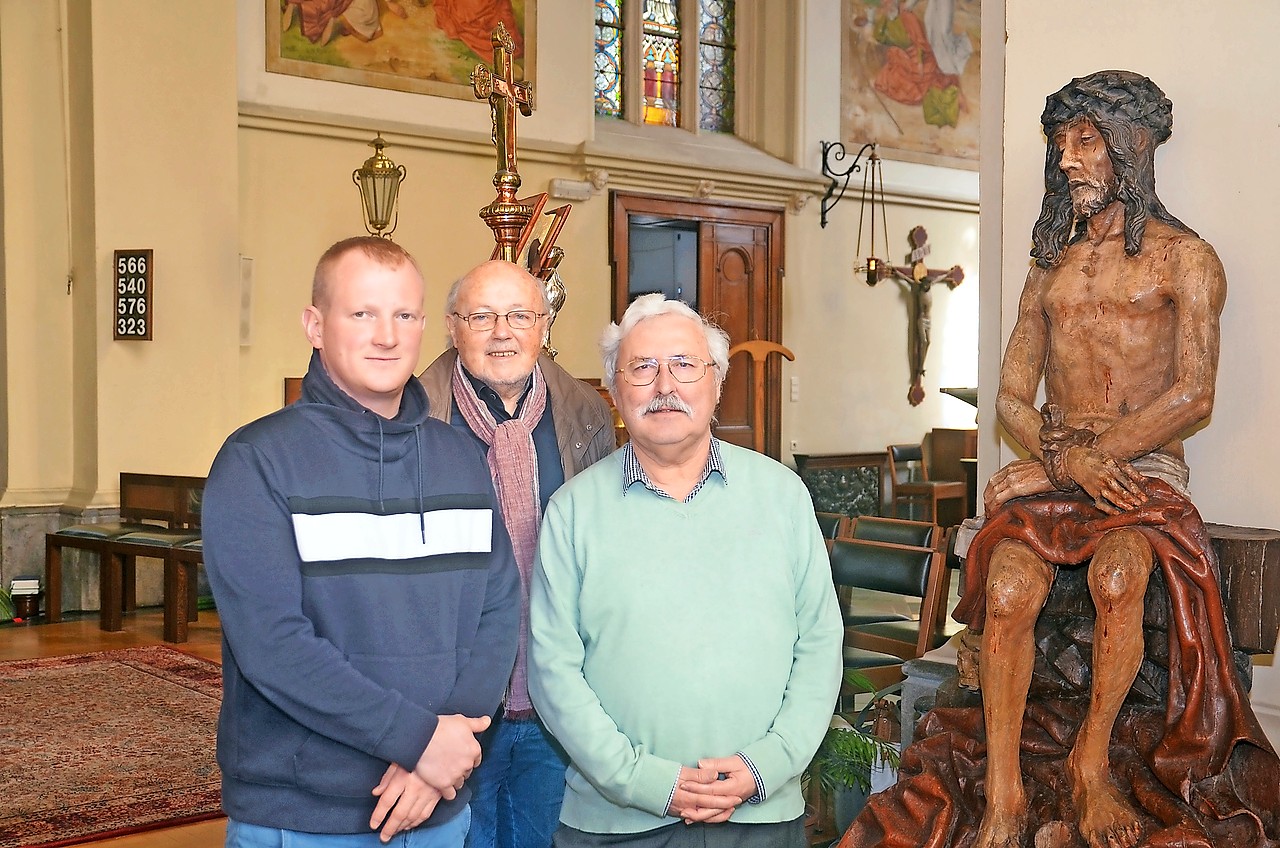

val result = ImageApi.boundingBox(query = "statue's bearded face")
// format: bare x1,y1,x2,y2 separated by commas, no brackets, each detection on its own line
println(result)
1054,117,1119,219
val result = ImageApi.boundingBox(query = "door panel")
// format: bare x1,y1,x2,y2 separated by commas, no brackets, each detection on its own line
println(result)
610,193,785,457
702,224,767,450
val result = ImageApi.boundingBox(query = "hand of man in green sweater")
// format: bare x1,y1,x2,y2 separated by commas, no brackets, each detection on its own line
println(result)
668,755,758,824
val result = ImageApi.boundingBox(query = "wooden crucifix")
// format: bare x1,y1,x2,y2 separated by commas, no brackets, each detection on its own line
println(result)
879,226,964,406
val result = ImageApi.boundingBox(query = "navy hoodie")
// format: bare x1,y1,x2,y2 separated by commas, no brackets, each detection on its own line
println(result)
204,350,520,833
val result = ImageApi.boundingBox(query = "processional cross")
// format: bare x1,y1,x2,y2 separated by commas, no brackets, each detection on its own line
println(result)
880,226,964,406
472,22,535,262
473,23,532,181
472,23,572,354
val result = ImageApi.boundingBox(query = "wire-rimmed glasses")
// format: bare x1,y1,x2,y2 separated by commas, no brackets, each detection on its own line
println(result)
617,356,715,387
452,310,547,331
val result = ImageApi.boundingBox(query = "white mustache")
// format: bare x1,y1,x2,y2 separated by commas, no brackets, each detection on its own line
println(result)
644,393,693,415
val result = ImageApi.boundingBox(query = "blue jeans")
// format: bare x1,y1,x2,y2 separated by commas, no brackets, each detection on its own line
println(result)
226,807,470,848
464,714,568,848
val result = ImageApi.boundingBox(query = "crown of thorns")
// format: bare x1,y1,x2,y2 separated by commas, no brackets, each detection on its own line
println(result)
1041,70,1173,145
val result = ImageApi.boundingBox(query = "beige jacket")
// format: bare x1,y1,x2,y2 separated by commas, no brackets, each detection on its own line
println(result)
418,348,616,482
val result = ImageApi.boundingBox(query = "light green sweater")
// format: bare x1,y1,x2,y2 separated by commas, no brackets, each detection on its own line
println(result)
529,441,843,834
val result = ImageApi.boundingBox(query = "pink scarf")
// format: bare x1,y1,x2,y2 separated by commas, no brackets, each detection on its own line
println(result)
451,356,547,716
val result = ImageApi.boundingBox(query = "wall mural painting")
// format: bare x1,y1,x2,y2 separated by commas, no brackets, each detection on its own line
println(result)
841,0,980,167
267,0,533,99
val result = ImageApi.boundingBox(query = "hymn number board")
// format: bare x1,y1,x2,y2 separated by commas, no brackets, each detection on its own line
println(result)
113,249,152,340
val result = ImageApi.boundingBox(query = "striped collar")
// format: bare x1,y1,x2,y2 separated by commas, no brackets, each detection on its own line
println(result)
621,438,727,503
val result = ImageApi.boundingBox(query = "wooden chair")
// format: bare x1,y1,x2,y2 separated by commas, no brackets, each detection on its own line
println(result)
830,537,925,693
815,511,849,542
849,515,938,549
842,646,907,693
727,340,794,454
886,443,967,526
835,537,962,661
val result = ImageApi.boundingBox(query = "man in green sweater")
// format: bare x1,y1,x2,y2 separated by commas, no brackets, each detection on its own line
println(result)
529,294,843,848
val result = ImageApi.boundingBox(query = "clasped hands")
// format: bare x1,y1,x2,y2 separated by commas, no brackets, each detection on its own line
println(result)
985,445,1147,515
368,713,491,843
667,754,757,825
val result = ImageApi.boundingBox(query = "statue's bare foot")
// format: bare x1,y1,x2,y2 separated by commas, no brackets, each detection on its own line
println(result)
1070,763,1145,848
972,810,1028,848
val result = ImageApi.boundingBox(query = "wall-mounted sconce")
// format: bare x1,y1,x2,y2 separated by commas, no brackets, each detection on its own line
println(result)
819,140,891,286
353,134,407,238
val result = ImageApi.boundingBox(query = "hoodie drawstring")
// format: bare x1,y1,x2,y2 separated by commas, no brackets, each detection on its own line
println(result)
414,423,426,543
376,416,386,511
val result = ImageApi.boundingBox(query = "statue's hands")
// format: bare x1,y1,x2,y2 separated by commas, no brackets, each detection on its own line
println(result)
1062,445,1147,514
984,459,1055,512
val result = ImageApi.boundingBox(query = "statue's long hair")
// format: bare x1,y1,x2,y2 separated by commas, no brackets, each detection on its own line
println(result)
1030,71,1195,269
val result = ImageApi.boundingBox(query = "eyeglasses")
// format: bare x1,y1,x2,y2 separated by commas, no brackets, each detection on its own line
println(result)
452,310,547,331
617,356,716,387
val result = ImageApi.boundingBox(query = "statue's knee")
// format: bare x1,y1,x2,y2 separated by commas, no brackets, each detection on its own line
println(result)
987,578,1044,623
1090,529,1153,606
986,549,1050,623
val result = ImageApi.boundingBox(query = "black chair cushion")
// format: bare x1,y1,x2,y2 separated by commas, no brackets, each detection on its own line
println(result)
852,517,936,548
830,538,933,598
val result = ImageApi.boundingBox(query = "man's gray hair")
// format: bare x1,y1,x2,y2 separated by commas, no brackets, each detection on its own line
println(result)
600,293,731,395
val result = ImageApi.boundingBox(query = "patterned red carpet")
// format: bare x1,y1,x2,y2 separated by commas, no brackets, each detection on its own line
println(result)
0,646,223,848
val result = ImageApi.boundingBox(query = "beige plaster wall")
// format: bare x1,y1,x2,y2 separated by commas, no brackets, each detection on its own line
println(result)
784,196,980,457
87,1,241,497
0,1,74,503
234,0,981,463
1,0,240,506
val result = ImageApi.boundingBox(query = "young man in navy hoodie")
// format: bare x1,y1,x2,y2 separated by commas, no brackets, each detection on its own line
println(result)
204,237,521,848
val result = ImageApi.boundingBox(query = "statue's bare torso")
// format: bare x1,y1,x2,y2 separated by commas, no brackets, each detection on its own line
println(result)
1041,221,1222,459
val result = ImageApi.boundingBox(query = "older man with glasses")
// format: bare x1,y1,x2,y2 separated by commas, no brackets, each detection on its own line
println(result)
419,259,615,848
528,293,843,848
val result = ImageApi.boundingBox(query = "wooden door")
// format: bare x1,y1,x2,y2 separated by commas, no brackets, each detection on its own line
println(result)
610,193,785,457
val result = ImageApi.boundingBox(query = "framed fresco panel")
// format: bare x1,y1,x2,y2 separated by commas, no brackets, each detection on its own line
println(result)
841,0,979,168
267,0,534,100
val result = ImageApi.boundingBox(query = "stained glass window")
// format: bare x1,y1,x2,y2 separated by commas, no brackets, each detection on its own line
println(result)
642,0,680,126
595,0,624,119
697,0,735,132
593,0,735,132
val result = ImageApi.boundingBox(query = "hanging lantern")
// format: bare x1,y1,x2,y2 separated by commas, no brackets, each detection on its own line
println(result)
352,134,407,238
855,147,890,286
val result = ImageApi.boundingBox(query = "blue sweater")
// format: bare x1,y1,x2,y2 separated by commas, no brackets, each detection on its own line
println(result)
529,441,843,833
204,350,520,833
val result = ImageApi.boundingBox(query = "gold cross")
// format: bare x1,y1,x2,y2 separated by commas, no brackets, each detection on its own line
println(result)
472,22,533,178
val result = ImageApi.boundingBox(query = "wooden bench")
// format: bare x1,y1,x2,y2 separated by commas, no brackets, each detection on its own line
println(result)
45,473,205,642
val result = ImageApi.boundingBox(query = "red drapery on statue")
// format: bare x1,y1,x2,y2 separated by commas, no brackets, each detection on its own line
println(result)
841,481,1280,848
